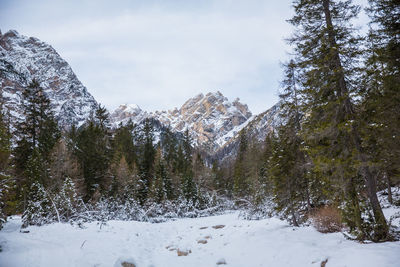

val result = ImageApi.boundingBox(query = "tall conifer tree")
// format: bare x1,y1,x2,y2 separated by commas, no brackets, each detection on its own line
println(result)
288,0,388,240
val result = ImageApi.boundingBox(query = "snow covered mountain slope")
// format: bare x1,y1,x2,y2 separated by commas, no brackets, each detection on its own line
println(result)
0,29,98,127
111,91,253,151
212,101,282,161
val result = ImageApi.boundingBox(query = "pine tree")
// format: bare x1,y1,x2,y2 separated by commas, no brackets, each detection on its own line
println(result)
14,79,60,168
361,0,400,203
180,129,196,202
268,60,313,225
72,106,111,201
161,127,178,169
113,120,137,169
151,148,172,202
0,100,11,228
258,133,274,197
0,101,11,172
288,0,388,240
233,129,250,197
137,119,156,204
12,80,60,212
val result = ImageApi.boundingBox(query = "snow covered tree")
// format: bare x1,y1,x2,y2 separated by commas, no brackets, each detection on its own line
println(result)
22,181,52,227
54,177,81,222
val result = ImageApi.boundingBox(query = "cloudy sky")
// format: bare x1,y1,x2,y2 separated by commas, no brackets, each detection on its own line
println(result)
0,0,369,114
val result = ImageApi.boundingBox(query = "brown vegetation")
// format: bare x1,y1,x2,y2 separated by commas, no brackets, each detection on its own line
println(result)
310,206,343,233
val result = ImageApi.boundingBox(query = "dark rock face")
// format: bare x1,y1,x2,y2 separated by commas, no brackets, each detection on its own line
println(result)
0,30,98,128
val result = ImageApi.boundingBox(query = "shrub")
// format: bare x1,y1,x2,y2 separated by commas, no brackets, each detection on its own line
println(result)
310,205,343,233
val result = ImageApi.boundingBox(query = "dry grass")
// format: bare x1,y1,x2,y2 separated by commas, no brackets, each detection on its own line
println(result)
310,205,343,233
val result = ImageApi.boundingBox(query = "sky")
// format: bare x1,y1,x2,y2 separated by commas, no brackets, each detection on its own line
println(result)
0,0,369,114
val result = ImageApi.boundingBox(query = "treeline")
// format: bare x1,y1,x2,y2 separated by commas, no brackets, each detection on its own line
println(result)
0,80,235,228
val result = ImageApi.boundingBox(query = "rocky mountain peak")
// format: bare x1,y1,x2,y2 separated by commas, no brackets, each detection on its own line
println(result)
112,103,147,125
110,91,253,150
0,29,98,127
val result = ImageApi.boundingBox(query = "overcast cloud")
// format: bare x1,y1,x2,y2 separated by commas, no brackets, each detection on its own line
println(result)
0,0,369,114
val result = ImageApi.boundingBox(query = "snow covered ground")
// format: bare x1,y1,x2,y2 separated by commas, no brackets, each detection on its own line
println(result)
1,211,399,267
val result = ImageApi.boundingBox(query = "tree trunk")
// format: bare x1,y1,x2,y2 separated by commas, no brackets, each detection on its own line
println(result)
291,208,299,227
349,177,364,239
322,0,388,240
385,171,393,204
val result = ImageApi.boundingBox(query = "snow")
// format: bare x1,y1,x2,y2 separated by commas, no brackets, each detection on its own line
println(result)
1,212,399,267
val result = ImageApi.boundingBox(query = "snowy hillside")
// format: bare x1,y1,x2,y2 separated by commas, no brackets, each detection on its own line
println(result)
0,30,98,127
1,211,399,267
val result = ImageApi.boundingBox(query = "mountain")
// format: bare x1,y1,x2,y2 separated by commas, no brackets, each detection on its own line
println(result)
111,91,283,161
0,29,98,127
0,29,281,160
213,102,282,161
110,91,253,151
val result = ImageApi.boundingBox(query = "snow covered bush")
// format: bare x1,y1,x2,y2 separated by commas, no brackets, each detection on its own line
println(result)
53,177,84,222
19,186,238,227
22,182,53,228
239,197,275,220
